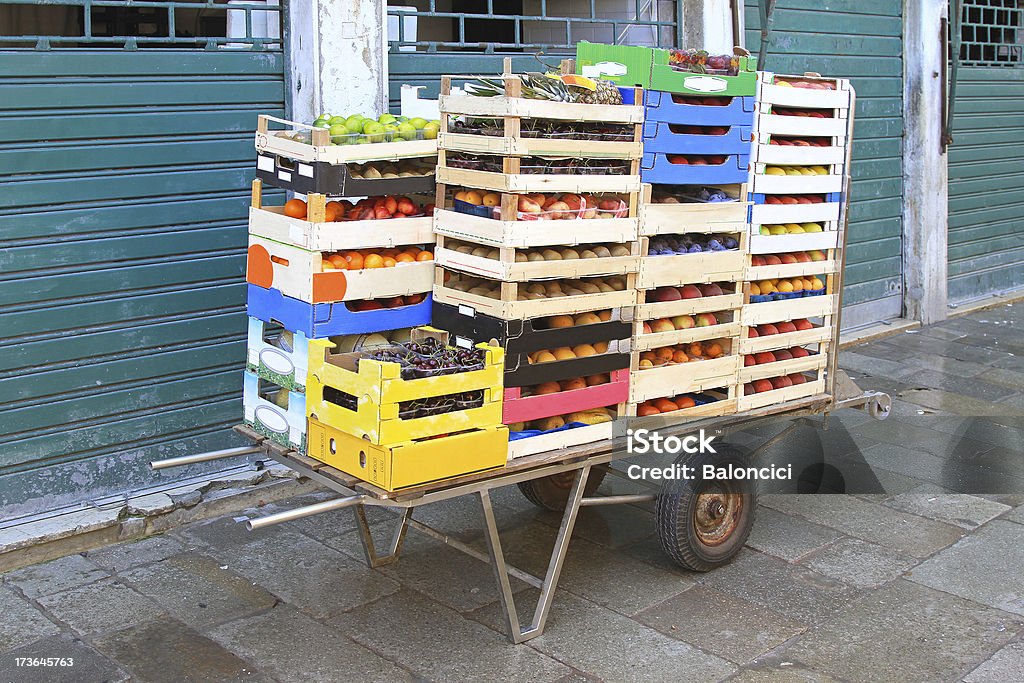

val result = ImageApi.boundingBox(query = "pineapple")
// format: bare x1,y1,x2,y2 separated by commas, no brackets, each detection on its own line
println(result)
570,79,623,105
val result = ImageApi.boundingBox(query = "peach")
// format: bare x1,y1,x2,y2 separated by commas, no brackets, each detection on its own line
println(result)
794,318,814,331
744,355,757,367
695,313,718,327
747,327,759,338
790,346,811,358
672,315,696,329
771,376,793,390
754,351,777,364
776,321,797,334
774,349,793,361
764,254,783,266
548,315,574,328
757,323,779,336
788,373,807,385
650,318,675,333
753,379,774,393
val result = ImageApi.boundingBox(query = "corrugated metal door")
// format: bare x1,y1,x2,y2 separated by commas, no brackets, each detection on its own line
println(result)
745,1,905,328
947,0,1024,302
0,5,284,517
386,1,681,108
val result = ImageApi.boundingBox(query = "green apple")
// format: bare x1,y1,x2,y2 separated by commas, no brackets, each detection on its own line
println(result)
422,121,440,140
396,121,418,141
363,121,386,143
408,117,429,130
378,113,397,125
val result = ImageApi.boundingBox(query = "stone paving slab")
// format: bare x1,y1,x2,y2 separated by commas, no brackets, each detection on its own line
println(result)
473,590,737,683
882,493,1011,529
208,605,411,682
798,537,915,589
963,640,1024,683
1010,504,1024,523
634,585,806,664
202,527,401,619
36,578,164,636
744,507,843,563
83,534,185,573
0,634,128,683
698,549,858,626
0,585,60,652
92,617,272,683
907,519,1024,616
759,494,965,558
4,554,108,599
118,552,278,629
335,588,571,682
782,580,1021,683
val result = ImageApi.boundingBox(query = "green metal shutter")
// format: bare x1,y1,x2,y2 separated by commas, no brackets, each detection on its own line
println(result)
0,49,284,517
947,3,1024,302
745,0,905,328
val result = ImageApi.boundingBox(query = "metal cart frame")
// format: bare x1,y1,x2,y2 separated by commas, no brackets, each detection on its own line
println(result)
154,375,888,644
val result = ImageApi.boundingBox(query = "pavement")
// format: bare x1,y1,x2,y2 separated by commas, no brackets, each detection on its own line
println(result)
1,303,1023,683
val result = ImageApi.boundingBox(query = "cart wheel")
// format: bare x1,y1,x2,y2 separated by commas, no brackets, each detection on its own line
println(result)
656,445,756,572
518,467,607,511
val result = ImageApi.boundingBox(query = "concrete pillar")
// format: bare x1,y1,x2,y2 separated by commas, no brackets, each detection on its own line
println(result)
902,0,949,324
681,0,736,52
287,0,388,125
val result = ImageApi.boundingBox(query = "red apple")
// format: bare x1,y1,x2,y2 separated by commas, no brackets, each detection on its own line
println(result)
794,318,814,331
751,255,767,266
744,383,756,395
699,283,723,297
695,313,718,327
654,287,682,302
771,375,793,389
744,355,757,367
757,323,779,336
753,379,774,393
774,349,794,361
680,285,703,299
776,321,797,334
754,351,777,364
808,250,827,262
764,255,783,266
780,254,799,264
747,327,759,338
789,346,811,358
788,373,807,385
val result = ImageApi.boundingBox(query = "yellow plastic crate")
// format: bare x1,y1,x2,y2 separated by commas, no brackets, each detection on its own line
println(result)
306,328,505,445
307,417,508,491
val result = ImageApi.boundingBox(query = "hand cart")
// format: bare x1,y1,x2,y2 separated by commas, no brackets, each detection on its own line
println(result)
152,371,888,644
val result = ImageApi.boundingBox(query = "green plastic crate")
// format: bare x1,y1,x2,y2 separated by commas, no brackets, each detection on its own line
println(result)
575,42,758,97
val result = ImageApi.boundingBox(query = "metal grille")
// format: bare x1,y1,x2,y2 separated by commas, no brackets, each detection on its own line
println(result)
0,0,282,49
957,0,1023,66
386,0,680,53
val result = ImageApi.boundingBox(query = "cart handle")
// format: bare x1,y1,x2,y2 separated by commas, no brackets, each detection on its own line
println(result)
245,495,365,530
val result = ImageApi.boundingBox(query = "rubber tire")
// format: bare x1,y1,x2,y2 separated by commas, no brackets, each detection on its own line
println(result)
655,445,757,572
518,467,607,511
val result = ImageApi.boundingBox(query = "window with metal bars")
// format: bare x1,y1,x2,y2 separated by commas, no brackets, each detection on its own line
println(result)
386,0,680,53
0,0,282,49
956,0,1023,66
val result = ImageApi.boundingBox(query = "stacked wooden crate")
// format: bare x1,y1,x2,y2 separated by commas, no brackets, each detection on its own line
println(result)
740,73,854,410
627,61,758,420
430,71,644,457
243,113,437,454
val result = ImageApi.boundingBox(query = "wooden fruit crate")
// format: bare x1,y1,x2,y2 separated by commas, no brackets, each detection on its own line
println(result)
248,181,435,252
745,255,839,282
641,183,750,235
756,72,854,112
435,234,640,282
256,114,438,164
437,151,642,194
736,374,826,412
433,185,639,247
622,387,738,420
635,286,744,322
431,300,632,383
256,151,437,196
629,353,740,404
243,370,306,453
247,236,434,305
637,233,747,289
305,329,504,446
739,351,828,385
247,284,432,339
247,317,310,393
434,268,636,320
749,163,846,195
748,228,841,255
508,421,615,460
307,417,508,492
502,369,629,424
741,294,837,327
632,313,742,352
752,139,847,166
747,193,842,226
438,74,643,159
754,111,850,139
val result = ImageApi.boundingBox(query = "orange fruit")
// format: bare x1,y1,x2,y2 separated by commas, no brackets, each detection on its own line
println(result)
344,252,364,270
672,349,689,363
688,342,704,357
585,373,609,386
382,256,397,268
534,382,561,395
323,204,340,222
654,347,674,361
637,402,660,416
597,310,612,321
284,199,307,219
654,398,679,413
395,253,416,263
327,254,348,270
560,378,587,392
705,342,723,358
363,254,384,269
675,395,697,409
416,250,434,262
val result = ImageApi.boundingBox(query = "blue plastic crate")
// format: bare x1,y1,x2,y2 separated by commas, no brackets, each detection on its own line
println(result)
748,191,843,204
641,152,750,185
618,86,637,105
644,90,755,126
642,120,753,155
247,284,432,339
